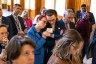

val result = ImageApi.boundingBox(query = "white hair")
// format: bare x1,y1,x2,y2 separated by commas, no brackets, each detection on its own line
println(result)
63,10,68,16
21,10,28,17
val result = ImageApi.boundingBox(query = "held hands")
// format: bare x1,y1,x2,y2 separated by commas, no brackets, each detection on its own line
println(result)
2,37,9,47
42,31,51,39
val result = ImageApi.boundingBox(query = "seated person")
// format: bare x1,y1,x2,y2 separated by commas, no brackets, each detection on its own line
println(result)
48,29,84,64
4,35,36,64
21,10,33,28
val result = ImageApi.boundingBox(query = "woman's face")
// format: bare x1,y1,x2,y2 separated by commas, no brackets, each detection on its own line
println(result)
13,45,35,64
38,17,47,29
70,42,80,55
0,27,8,41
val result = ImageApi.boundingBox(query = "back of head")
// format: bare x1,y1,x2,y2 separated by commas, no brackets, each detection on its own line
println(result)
40,7,46,15
21,10,28,17
6,35,36,61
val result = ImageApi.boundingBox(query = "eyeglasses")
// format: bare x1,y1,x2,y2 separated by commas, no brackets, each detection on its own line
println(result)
0,32,9,35
48,19,55,22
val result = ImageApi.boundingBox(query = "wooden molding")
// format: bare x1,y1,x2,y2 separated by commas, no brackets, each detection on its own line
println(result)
2,4,7,9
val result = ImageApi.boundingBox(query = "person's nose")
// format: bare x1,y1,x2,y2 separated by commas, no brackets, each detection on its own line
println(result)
29,54,34,60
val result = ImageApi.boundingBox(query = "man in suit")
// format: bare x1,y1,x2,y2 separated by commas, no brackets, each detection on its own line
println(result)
7,4,25,37
59,9,75,31
43,9,64,64
0,7,13,39
76,4,95,33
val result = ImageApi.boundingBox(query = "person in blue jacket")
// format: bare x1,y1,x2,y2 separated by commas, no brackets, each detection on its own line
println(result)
88,26,96,64
27,15,50,64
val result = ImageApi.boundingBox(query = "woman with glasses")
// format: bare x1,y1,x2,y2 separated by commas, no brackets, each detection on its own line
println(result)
47,29,84,64
0,35,36,64
27,15,50,64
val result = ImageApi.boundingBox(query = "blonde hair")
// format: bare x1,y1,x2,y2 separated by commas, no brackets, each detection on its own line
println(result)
53,29,84,64
21,10,29,17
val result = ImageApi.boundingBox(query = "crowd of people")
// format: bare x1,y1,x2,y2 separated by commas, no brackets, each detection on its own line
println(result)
0,3,96,64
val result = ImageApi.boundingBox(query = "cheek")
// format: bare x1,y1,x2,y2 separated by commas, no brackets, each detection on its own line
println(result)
14,55,27,64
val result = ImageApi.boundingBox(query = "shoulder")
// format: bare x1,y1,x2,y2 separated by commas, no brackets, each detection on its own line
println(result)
27,26,35,33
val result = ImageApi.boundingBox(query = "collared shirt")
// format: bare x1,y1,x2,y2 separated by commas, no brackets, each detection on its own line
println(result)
62,19,70,30
0,17,2,25
12,14,22,31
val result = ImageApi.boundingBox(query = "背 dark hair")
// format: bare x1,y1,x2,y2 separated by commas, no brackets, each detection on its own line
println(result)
81,4,86,7
6,35,36,60
45,9,57,17
0,24,8,28
37,15,46,21
14,4,22,8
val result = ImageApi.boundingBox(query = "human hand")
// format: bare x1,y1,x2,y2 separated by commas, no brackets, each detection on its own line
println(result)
18,31,25,36
2,37,8,46
42,31,50,37
0,60,5,64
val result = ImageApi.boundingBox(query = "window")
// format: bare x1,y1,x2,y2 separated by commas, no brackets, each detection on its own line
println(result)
45,0,55,9
14,0,20,4
45,0,66,16
30,0,35,10
90,0,96,21
55,0,66,16
7,0,11,5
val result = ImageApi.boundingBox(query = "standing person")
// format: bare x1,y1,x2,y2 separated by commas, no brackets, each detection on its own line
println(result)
59,9,75,31
27,15,49,64
7,4,25,37
76,4,95,33
75,12,90,60
0,7,13,39
5,35,36,64
43,9,64,64
88,26,96,64
48,29,84,64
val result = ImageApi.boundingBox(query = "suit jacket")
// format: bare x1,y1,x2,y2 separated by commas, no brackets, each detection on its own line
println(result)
2,16,13,39
76,10,95,32
7,15,25,36
59,19,75,30
27,26,46,64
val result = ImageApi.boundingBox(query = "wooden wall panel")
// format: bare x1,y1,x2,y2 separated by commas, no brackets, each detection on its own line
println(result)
10,0,14,11
28,9,35,19
35,0,41,15
41,0,45,7
20,0,24,10
66,0,75,9
75,0,81,12
2,4,7,9
66,0,91,13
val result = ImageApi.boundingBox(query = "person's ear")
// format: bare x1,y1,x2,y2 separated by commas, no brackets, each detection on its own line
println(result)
63,14,66,17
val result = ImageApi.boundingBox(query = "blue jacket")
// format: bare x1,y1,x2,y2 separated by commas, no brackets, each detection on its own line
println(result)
27,26,46,64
